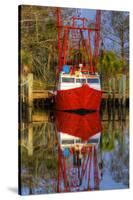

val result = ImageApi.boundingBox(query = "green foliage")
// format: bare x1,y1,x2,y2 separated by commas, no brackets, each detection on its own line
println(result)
20,6,129,90
20,49,32,71
101,11,129,68
45,157,57,170
101,131,114,151
20,5,75,89
99,50,123,76
20,5,57,84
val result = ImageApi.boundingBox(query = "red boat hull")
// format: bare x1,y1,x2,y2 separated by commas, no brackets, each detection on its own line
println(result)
55,84,102,111
55,111,102,141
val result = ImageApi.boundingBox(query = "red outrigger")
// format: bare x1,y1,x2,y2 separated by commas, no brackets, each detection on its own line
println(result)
55,9,102,111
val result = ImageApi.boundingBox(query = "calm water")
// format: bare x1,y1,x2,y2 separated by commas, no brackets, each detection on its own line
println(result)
19,106,129,195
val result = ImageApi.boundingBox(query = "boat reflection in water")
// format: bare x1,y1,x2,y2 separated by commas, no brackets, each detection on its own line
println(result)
55,111,102,192
20,107,129,195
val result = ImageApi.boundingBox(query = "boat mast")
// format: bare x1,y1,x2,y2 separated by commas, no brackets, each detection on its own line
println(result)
56,8,101,75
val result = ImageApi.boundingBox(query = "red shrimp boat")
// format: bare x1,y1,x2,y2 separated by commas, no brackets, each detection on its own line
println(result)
55,70,102,111
54,9,102,111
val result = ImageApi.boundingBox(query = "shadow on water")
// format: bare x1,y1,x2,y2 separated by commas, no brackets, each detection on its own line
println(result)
64,109,96,115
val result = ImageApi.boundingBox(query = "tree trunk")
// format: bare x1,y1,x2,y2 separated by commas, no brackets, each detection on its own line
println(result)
47,45,52,70
120,27,125,70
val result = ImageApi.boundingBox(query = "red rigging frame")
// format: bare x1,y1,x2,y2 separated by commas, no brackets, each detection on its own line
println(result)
55,111,102,192
56,8,101,76
57,145,100,192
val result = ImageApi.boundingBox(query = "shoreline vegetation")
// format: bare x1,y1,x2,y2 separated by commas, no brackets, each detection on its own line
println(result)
19,5,129,95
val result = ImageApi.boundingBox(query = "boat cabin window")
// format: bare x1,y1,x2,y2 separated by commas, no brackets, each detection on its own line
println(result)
87,78,99,84
62,139,74,144
62,77,75,83
87,139,99,143
75,139,81,143
76,78,86,83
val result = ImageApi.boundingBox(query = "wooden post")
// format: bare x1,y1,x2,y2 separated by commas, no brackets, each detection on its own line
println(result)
112,77,116,107
108,78,112,116
21,75,25,104
28,73,33,107
28,124,33,156
118,75,122,106
28,107,32,123
112,77,116,120
122,74,126,106
118,74,126,106
108,78,112,95
22,84,25,104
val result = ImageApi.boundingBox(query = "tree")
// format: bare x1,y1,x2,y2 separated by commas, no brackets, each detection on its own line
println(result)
19,5,76,88
98,50,123,84
101,11,129,72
